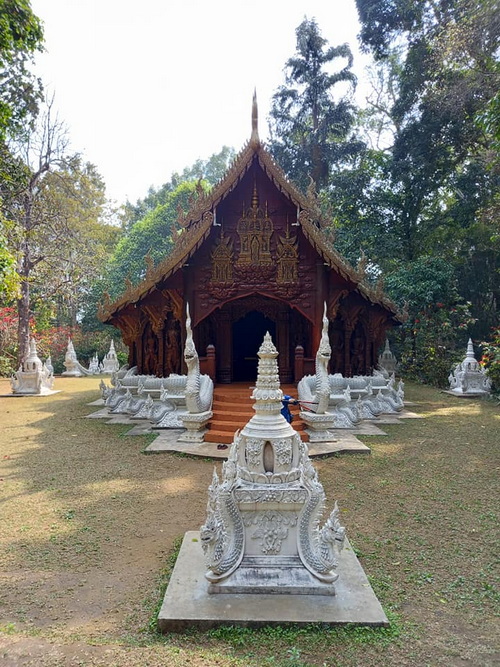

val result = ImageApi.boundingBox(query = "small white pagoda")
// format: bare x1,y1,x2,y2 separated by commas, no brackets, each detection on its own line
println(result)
88,353,101,374
448,338,491,396
101,340,120,374
11,338,56,395
378,339,398,376
200,332,345,595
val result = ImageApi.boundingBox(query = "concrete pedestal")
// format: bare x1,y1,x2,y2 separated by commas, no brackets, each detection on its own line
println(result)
157,532,389,632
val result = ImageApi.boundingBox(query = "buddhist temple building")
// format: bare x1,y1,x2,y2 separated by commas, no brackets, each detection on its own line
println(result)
98,96,402,383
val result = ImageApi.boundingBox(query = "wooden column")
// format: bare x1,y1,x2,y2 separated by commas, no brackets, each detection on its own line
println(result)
294,345,304,383
365,323,374,375
156,325,166,377
218,311,232,383
344,324,353,377
277,310,292,383
206,344,216,381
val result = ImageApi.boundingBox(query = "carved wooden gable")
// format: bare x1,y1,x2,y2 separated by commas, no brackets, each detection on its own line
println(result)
187,158,320,326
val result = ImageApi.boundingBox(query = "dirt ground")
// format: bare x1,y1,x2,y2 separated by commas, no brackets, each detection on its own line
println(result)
0,376,499,666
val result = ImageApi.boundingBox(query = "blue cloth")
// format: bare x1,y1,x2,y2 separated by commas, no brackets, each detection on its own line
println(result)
281,395,297,423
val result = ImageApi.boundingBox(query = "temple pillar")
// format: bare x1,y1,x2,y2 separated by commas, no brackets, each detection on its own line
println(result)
344,325,353,377
365,327,374,375
206,344,216,381
154,325,166,377
277,310,292,383
218,311,232,383
294,345,304,383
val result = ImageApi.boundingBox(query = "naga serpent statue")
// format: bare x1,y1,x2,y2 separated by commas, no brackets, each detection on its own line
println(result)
200,444,245,581
184,303,213,414
297,302,331,414
298,456,346,581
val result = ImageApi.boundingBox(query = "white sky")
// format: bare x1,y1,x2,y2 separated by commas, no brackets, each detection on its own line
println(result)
30,0,370,206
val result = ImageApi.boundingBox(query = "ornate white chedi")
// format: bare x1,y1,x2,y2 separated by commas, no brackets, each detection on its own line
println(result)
378,339,398,376
11,338,56,395
101,340,120,374
448,338,491,396
200,332,345,595
88,353,101,375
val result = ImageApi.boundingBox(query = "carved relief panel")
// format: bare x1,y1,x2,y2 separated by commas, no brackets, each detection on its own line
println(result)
210,231,234,284
236,185,273,267
276,227,299,284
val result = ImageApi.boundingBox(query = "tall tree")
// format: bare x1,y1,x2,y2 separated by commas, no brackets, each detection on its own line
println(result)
0,0,44,139
30,156,120,327
353,0,500,336
268,17,362,191
1,99,115,361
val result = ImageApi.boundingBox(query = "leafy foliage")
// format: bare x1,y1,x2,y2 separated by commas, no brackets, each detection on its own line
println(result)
119,146,235,231
0,223,18,299
344,0,500,349
0,0,44,138
385,258,476,386
104,180,204,300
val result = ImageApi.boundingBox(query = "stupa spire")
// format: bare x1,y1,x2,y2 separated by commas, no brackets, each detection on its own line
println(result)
250,89,260,146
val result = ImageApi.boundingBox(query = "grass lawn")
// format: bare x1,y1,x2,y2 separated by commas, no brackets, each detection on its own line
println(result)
0,376,498,666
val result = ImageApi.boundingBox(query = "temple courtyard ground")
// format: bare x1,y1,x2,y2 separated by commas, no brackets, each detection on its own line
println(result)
0,376,498,666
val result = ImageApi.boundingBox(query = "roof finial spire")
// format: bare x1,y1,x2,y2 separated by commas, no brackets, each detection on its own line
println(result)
250,89,260,146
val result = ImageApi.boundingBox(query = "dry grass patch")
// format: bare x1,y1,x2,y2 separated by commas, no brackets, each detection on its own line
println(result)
0,377,499,666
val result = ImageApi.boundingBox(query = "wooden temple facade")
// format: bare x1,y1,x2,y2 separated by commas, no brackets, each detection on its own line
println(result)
98,101,402,383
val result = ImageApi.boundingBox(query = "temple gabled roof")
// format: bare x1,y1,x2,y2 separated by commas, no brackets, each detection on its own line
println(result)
98,95,403,324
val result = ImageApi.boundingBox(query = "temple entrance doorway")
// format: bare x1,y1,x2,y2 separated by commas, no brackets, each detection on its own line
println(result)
232,311,275,381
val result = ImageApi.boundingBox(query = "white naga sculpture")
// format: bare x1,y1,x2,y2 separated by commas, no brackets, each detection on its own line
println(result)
178,303,214,441
11,338,55,395
200,332,345,594
448,338,491,396
378,339,398,376
297,305,404,437
101,340,120,374
99,306,214,442
61,338,91,377
297,303,346,440
45,355,54,374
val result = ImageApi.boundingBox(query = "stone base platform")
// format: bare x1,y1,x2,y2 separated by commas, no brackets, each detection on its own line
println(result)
0,390,61,398
87,398,105,406
158,531,389,632
144,429,370,457
442,390,490,399
84,406,424,459
84,409,371,456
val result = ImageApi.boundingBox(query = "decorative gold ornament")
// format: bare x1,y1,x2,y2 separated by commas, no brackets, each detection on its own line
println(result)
276,226,298,284
211,230,234,283
236,183,273,267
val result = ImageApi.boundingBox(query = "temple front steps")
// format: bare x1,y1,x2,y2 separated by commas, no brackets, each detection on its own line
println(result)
206,383,307,444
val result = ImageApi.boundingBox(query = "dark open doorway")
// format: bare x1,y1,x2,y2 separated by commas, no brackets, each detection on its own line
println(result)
232,311,276,381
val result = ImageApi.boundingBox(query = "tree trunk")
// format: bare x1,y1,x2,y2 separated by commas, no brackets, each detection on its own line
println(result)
17,277,30,366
